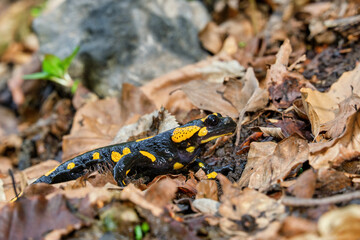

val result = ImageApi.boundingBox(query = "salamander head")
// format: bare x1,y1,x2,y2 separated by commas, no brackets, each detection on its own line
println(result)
171,113,237,150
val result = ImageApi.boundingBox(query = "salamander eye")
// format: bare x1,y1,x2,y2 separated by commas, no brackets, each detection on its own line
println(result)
205,114,219,126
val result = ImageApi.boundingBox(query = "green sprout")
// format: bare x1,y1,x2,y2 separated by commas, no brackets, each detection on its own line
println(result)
134,222,150,240
30,2,47,18
238,41,246,48
23,46,80,94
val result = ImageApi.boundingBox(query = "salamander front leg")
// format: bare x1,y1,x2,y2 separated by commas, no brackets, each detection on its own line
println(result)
113,154,136,187
192,159,218,179
193,159,233,179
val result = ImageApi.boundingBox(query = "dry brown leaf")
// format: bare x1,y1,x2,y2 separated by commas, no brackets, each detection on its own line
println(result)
121,184,163,217
181,80,238,118
301,64,360,137
300,2,332,18
192,198,220,215
0,194,94,240
111,108,178,144
265,39,314,109
219,188,285,238
318,205,360,240
224,67,268,113
140,58,215,116
321,95,360,139
272,118,309,139
63,84,156,160
259,127,286,139
280,216,317,238
237,141,276,190
265,39,292,87
288,169,317,199
219,35,238,55
142,59,247,118
198,22,225,54
310,109,360,169
71,84,99,110
0,106,18,140
301,88,336,137
196,180,218,201
118,83,157,125
181,60,249,118
238,135,309,192
62,98,122,160
316,168,352,196
144,178,177,208
0,157,12,175
219,15,254,44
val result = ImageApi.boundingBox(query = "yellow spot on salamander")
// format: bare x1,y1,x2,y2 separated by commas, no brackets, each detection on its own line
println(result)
198,162,205,168
200,132,232,144
45,167,57,176
67,162,75,170
207,171,218,179
93,152,100,160
126,169,131,175
186,146,196,153
171,126,200,143
136,136,153,142
111,151,121,162
140,151,156,162
122,180,126,186
198,127,208,137
123,147,131,155
173,162,184,170
111,148,131,162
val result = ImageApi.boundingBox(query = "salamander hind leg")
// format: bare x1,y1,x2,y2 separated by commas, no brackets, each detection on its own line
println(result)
113,153,136,187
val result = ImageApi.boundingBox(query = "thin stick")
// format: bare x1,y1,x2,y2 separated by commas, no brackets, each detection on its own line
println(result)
281,191,360,207
235,110,245,147
8,169,18,197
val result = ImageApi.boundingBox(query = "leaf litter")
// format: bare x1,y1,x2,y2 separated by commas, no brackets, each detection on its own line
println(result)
1,1,360,239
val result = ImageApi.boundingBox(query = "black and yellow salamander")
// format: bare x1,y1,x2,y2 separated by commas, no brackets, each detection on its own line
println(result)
33,113,236,186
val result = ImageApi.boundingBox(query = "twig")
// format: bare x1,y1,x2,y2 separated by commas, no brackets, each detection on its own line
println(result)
8,169,18,197
235,110,245,147
281,191,360,207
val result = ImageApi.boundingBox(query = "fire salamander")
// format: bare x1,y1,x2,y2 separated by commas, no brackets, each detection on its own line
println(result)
33,113,236,186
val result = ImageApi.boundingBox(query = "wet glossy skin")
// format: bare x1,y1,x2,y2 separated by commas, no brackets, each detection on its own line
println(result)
33,113,237,186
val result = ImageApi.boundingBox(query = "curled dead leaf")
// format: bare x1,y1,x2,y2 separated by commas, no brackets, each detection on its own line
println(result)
301,64,360,138
238,135,309,192
0,194,94,240
199,22,225,54
144,178,177,208
181,80,238,118
219,188,285,237
310,108,360,169
288,169,317,199
196,180,218,201
318,205,360,240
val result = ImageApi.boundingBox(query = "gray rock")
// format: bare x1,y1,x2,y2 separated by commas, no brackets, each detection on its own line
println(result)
33,0,210,96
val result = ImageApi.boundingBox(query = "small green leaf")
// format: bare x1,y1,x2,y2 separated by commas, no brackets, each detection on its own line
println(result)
43,54,64,78
238,41,246,48
61,46,80,71
141,222,150,233
71,79,80,94
135,225,143,240
23,72,50,80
